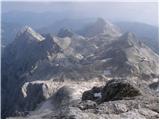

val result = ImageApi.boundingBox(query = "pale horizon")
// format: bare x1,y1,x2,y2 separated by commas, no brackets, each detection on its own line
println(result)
2,1,159,26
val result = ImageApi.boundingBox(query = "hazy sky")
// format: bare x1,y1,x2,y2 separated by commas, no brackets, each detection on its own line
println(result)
2,1,159,26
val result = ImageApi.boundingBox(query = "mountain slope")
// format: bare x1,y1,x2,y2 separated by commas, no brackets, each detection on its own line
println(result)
115,22,159,53
1,22,23,46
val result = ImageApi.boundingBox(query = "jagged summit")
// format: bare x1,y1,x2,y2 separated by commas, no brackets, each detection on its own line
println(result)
20,26,34,34
57,28,74,38
95,18,106,26
16,26,45,42
95,18,117,29
118,32,141,47
80,18,121,37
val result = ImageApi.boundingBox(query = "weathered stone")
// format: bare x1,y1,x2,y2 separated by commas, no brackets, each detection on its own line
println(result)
53,86,74,106
149,81,159,91
82,86,102,101
101,79,141,102
78,100,97,110
96,100,138,114
19,80,55,111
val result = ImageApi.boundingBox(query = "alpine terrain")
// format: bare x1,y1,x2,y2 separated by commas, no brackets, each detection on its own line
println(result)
1,18,159,119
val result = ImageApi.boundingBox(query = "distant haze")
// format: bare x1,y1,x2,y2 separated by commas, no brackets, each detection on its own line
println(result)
2,1,159,26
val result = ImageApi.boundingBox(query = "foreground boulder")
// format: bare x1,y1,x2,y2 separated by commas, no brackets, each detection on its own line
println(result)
101,79,141,102
18,80,55,112
82,79,141,103
53,86,75,106
82,86,103,101
52,86,89,119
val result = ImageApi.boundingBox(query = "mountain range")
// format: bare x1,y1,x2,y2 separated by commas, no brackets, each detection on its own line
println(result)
1,18,159,119
2,18,158,54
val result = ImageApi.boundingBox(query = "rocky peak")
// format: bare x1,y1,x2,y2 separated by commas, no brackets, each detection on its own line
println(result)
80,18,121,37
57,28,74,38
19,26,35,34
120,32,142,47
95,18,106,27
16,26,45,42
95,18,118,30
120,32,136,40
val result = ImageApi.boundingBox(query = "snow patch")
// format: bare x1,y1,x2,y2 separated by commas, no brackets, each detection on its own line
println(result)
153,78,158,82
94,92,102,99
75,53,84,60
